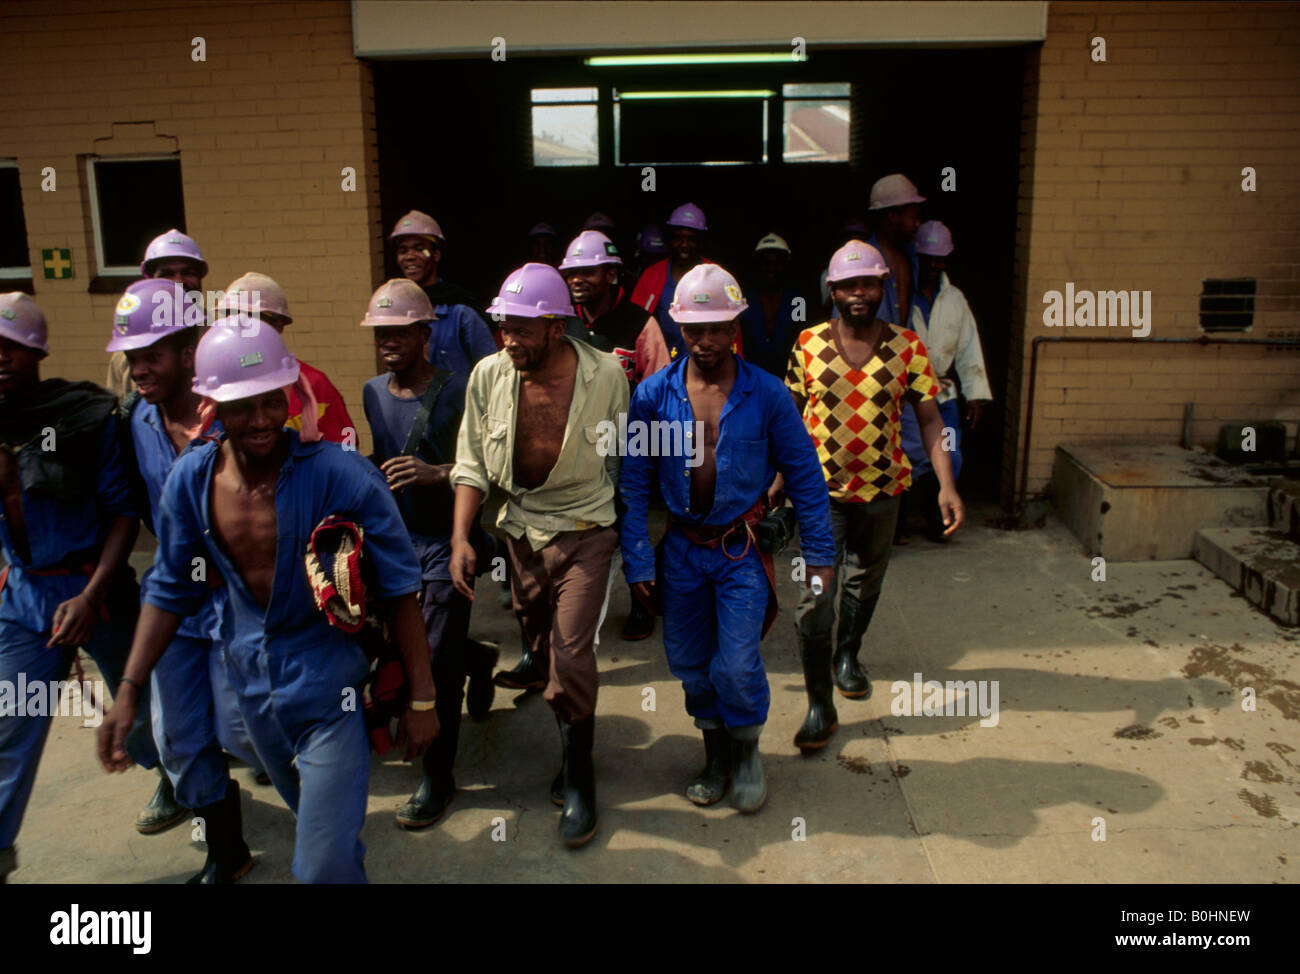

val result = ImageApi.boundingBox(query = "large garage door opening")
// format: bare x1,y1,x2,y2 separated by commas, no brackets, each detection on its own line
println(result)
373,48,1025,501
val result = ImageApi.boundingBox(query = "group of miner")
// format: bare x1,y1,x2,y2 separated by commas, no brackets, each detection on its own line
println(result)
0,171,992,883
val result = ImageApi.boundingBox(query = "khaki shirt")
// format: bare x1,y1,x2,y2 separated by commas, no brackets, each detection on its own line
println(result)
452,338,629,550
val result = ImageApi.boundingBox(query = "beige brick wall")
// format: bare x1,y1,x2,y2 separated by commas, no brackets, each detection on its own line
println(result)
0,0,381,450
1005,1,1300,504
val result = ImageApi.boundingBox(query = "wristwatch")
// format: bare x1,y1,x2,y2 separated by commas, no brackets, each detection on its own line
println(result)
408,698,437,712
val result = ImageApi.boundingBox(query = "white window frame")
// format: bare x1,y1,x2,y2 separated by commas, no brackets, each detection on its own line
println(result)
0,161,31,280
87,153,183,276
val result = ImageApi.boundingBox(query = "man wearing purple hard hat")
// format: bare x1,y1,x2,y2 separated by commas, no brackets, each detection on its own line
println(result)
102,280,258,882
783,240,964,753
866,173,925,331
0,293,158,883
450,262,628,849
388,209,497,377
358,279,499,830
620,263,835,813
99,319,439,883
896,221,992,542
106,228,211,401
630,202,715,359
635,224,668,275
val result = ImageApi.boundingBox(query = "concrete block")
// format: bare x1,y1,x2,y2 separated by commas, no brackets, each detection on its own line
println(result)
1051,442,1271,560
1194,526,1300,626
1268,481,1300,542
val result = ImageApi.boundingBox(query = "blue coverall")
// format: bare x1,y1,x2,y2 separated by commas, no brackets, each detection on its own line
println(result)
129,404,257,809
867,232,919,330
620,357,837,728
425,304,498,377
0,416,156,852
143,431,423,883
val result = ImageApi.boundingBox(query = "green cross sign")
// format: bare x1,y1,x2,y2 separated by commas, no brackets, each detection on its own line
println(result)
42,248,72,280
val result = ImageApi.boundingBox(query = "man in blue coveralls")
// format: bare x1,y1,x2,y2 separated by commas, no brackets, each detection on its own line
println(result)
388,209,498,376
0,293,157,883
360,278,495,830
619,265,836,813
104,279,255,883
99,318,439,883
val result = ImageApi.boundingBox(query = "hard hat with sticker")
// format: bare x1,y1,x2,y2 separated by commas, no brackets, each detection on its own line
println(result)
378,297,392,308
239,352,264,368
506,281,523,293
0,309,14,320
692,293,712,304
724,284,742,303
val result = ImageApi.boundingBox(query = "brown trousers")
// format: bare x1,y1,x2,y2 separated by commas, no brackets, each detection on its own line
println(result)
506,525,618,723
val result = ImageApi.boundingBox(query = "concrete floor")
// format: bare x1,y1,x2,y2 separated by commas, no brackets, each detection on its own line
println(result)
9,505,1300,883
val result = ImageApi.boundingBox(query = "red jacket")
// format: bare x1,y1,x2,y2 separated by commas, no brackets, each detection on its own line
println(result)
630,257,744,360
287,359,355,445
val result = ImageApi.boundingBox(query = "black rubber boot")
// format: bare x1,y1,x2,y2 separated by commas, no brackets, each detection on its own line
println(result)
620,593,656,641
135,767,189,835
551,718,567,807
558,716,598,848
686,724,732,806
913,472,948,542
187,779,253,884
465,639,500,721
728,725,767,813
396,706,460,829
832,595,873,699
493,640,546,691
794,636,840,752
0,846,14,884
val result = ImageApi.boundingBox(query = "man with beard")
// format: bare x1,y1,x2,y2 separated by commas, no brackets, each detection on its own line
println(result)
98,320,438,883
781,241,964,754
388,210,496,375
0,293,155,882
560,229,670,642
619,264,835,813
105,279,253,882
450,263,627,848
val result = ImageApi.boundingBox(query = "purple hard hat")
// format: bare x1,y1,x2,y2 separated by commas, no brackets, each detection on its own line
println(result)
360,279,436,327
826,241,891,283
559,230,622,271
637,224,667,256
868,174,926,211
669,264,748,324
192,316,300,403
140,229,208,278
666,202,708,232
106,278,201,353
0,292,49,355
582,211,616,233
217,272,292,323
915,220,954,257
488,263,575,319
389,210,445,244
840,217,870,239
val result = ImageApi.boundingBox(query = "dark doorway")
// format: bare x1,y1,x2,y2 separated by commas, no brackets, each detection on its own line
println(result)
372,47,1025,501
